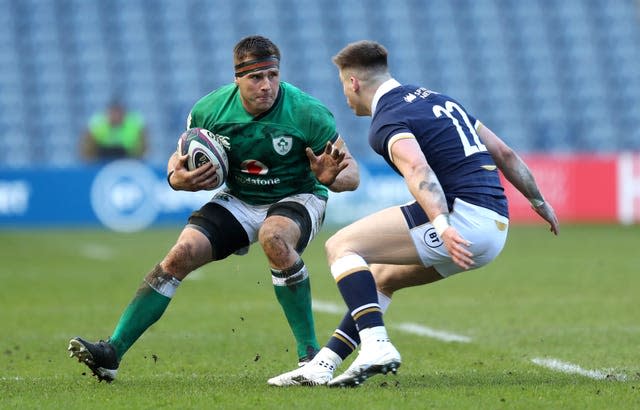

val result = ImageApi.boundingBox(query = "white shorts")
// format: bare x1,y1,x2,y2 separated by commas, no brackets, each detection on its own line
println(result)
406,198,509,277
210,191,327,255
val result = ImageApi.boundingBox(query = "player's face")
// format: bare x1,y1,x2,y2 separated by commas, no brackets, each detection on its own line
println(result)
339,70,367,116
236,67,280,116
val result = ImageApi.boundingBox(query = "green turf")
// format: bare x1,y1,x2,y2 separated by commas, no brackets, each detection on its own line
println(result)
1,224,639,409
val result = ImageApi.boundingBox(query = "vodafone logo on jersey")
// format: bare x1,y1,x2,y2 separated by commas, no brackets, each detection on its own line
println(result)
240,160,269,175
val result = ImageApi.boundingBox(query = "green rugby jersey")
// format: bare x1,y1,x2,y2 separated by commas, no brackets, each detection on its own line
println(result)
187,82,338,205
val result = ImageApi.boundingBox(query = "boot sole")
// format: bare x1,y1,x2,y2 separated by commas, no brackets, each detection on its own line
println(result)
328,360,401,388
68,339,117,383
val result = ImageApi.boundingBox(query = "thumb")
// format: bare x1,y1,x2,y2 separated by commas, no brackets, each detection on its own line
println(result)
305,147,316,162
175,153,189,169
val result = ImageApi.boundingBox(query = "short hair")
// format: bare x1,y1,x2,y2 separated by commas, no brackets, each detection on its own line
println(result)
233,35,281,63
332,40,388,73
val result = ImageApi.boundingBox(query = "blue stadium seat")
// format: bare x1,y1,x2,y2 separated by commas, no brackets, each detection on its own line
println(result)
2,0,640,166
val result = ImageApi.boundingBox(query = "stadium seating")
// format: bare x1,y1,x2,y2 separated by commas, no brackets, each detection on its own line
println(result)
0,0,639,166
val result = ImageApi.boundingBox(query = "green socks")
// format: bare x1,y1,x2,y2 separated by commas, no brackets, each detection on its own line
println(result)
272,260,320,359
107,261,319,363
109,265,180,360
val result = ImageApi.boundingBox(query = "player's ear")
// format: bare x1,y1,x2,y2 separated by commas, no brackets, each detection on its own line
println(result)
350,76,360,92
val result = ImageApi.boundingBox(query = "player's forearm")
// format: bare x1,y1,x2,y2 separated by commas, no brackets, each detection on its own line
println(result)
328,160,360,192
405,164,449,221
478,125,545,204
498,150,545,203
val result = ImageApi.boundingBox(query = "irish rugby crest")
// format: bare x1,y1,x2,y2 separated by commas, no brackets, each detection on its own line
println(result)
273,135,293,155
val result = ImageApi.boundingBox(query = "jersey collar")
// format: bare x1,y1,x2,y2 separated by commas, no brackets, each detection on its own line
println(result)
371,78,401,115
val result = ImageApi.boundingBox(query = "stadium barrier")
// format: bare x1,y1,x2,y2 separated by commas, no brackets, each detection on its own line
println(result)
1,154,638,231
500,153,640,225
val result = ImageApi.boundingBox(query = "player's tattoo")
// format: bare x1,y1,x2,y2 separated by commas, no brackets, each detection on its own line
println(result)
418,169,448,210
504,159,543,200
418,180,439,192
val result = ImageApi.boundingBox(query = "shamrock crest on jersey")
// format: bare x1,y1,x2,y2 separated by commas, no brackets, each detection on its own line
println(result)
273,135,293,155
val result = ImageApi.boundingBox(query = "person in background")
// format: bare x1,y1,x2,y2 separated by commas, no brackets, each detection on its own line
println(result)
80,100,148,161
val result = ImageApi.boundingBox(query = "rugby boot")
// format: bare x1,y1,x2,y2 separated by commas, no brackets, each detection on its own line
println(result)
269,348,340,386
68,337,119,382
328,337,400,387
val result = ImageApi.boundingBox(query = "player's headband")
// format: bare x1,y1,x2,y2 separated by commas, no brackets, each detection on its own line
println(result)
234,56,280,78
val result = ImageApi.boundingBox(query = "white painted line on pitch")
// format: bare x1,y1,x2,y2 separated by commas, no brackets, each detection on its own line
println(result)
313,299,347,314
531,357,627,381
313,299,472,343
394,322,472,343
79,243,115,260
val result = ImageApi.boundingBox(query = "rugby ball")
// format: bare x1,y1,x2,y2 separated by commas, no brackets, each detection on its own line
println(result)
177,128,228,188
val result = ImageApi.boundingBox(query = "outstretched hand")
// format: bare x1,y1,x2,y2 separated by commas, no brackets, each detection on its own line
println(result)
306,141,348,186
532,201,560,235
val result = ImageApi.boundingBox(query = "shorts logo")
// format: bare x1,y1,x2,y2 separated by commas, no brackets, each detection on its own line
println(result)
273,136,293,155
424,227,443,249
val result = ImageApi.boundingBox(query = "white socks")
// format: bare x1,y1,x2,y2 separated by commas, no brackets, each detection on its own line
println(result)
359,326,390,347
312,347,343,370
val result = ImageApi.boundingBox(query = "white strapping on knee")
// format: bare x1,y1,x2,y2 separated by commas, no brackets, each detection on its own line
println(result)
146,276,181,298
330,254,369,280
271,265,309,286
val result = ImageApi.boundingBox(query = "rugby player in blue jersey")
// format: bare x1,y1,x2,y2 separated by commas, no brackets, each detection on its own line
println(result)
268,40,559,387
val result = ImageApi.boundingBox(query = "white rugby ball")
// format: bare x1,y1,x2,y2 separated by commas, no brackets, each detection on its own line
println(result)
177,127,228,188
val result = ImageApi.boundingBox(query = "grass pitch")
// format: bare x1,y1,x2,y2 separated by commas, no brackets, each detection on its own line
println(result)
1,224,639,409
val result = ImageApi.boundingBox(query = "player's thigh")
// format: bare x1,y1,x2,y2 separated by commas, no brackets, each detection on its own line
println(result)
371,263,444,295
187,193,254,260
326,206,420,265
162,227,215,278
263,193,327,254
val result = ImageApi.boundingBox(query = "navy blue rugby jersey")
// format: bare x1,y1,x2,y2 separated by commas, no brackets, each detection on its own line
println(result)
369,83,509,218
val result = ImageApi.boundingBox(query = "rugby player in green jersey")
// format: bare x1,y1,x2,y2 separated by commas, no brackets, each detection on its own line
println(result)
68,35,360,382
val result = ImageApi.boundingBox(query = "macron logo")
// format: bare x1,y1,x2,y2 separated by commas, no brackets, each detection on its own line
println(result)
404,94,417,103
